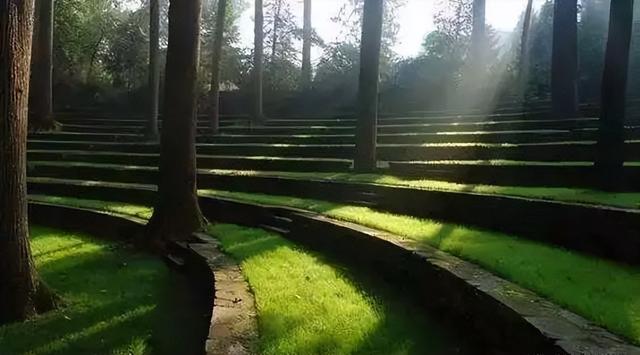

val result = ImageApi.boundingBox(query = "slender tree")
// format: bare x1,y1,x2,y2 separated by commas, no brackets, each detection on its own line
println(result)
1,0,58,324
354,0,384,172
301,0,312,89
208,0,228,134
270,0,281,59
252,0,265,124
28,0,56,131
145,0,206,243
146,0,160,140
551,0,579,117
595,0,635,189
518,0,534,98
470,0,486,66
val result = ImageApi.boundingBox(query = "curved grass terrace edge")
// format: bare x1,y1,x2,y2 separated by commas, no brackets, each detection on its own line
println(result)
197,169,640,210
28,192,640,346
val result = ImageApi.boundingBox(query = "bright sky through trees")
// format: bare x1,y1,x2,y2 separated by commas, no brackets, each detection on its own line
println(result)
238,0,547,59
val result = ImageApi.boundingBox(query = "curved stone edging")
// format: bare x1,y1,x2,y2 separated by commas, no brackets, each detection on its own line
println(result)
26,175,640,265
177,233,258,355
26,201,258,355
196,196,640,355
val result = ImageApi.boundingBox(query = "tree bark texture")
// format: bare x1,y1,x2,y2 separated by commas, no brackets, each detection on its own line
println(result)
145,0,206,243
252,0,265,124
208,0,227,134
470,0,486,67
28,0,55,131
595,0,634,190
1,0,57,324
519,0,534,99
551,0,579,118
301,0,312,89
354,0,383,172
147,0,160,140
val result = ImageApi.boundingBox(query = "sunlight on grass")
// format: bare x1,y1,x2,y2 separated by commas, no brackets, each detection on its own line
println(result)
0,226,168,355
29,195,153,219
200,190,640,345
199,169,640,209
207,224,452,354
33,193,640,344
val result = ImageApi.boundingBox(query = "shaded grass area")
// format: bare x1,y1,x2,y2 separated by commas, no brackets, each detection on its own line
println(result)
200,169,640,209
199,190,640,345
207,224,459,354
0,226,168,355
32,193,640,345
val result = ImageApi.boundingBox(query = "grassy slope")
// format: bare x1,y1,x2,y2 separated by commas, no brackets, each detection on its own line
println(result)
0,226,168,355
199,190,640,345
208,224,457,354
28,197,457,354
31,194,640,345
202,169,640,209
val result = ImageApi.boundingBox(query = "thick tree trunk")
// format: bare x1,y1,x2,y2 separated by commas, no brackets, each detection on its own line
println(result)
28,0,56,132
1,0,57,324
519,0,534,100
146,0,160,140
595,0,634,190
551,0,579,118
208,0,227,134
354,0,383,172
300,0,312,89
145,0,206,244
252,0,265,124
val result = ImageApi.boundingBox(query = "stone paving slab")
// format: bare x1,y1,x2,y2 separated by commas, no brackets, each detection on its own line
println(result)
189,233,258,355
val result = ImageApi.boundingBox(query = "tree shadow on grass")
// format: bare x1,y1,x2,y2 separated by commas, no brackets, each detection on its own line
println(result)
0,238,168,355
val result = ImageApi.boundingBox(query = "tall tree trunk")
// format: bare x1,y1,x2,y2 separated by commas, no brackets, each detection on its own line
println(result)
145,0,206,244
551,0,579,118
595,0,634,190
470,0,486,68
252,0,265,124
300,0,312,90
208,0,228,134
1,0,57,324
28,0,56,131
519,0,534,101
354,0,383,172
146,0,160,140
271,0,280,60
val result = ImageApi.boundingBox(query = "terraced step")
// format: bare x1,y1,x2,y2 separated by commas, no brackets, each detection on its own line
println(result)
39,128,603,145
27,139,640,162
25,176,640,269
27,157,352,182
55,118,256,129
30,195,640,353
42,124,640,146
28,143,354,158
388,160,640,189
29,131,143,142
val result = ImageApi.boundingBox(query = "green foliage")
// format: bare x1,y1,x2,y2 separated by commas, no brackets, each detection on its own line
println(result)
54,0,119,84
103,7,149,90
0,226,169,355
199,0,248,89
383,0,505,111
